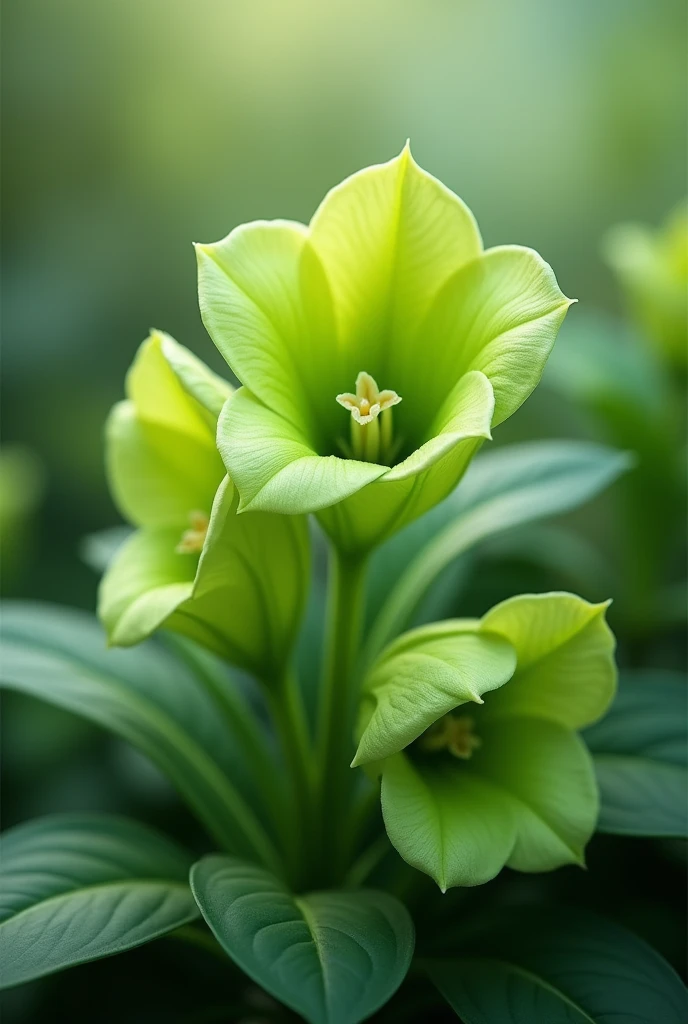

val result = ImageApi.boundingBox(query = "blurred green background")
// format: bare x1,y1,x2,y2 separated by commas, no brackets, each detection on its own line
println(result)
1,2,686,1019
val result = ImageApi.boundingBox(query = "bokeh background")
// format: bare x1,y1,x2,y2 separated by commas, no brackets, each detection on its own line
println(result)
2,1,686,1020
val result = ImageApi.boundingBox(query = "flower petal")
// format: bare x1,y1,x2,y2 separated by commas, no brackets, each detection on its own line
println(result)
218,388,387,515
406,245,572,433
191,476,311,678
100,477,310,678
472,715,599,871
156,331,234,418
317,372,494,553
381,754,517,890
384,371,493,481
480,592,616,729
126,331,214,443
309,144,482,381
98,527,196,646
353,626,516,767
106,401,223,528
196,221,339,439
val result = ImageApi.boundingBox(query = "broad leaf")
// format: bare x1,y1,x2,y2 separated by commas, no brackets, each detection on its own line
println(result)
426,907,688,1023
365,440,631,661
584,671,688,837
0,814,198,989
0,603,282,872
191,855,414,1024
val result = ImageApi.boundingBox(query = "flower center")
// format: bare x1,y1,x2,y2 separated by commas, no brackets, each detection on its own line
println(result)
420,713,482,760
336,370,402,464
176,510,209,554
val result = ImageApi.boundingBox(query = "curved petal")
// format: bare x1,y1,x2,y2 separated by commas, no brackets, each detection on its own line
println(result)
100,477,310,678
407,245,572,433
218,389,387,515
317,373,494,553
156,331,234,418
472,716,599,872
309,144,482,382
98,527,196,646
191,477,311,679
353,627,516,767
480,592,616,729
196,221,339,438
126,331,214,442
106,401,223,528
381,753,517,890
384,371,493,481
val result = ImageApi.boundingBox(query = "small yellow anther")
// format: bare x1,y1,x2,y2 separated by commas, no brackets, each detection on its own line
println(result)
176,510,210,554
421,714,482,760
336,371,402,463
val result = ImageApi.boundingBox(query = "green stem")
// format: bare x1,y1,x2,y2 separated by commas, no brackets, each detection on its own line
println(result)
266,668,315,889
315,546,368,885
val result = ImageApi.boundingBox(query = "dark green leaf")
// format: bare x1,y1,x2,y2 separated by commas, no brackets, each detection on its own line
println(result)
584,671,688,837
0,814,198,989
365,440,631,662
191,855,414,1024
0,602,282,871
426,907,688,1024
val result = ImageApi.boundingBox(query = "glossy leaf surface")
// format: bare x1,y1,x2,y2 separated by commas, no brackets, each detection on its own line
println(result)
191,855,414,1024
0,814,198,989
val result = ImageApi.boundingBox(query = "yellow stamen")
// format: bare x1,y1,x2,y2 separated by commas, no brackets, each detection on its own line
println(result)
336,371,402,463
176,510,209,554
421,714,482,760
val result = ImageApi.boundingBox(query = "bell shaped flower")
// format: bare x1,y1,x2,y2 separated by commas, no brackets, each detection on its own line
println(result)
197,145,573,554
99,330,310,681
603,202,688,368
353,593,616,890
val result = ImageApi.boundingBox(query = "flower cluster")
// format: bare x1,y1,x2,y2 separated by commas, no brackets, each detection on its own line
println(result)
99,147,615,890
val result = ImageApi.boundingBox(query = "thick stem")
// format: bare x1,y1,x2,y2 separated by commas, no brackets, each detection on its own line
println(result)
266,668,315,890
315,546,368,885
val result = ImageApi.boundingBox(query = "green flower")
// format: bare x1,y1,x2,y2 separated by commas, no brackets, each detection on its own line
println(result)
603,202,688,368
99,330,310,680
354,593,616,890
197,145,573,554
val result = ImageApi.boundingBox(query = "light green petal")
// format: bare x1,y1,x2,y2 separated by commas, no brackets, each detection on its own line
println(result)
353,627,516,766
157,331,234,417
473,715,599,871
106,401,223,528
412,245,572,431
190,477,311,679
317,372,494,553
384,371,494,482
481,592,616,729
309,144,482,379
126,331,214,443
196,221,338,437
381,754,517,890
99,477,310,677
218,388,387,515
98,527,195,646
